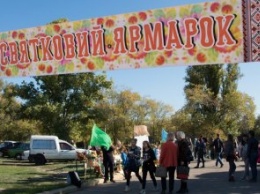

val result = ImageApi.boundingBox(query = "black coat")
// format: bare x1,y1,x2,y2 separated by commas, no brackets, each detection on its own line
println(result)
142,148,156,171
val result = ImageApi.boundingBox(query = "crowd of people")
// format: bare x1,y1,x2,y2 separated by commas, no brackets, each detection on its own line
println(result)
87,130,260,194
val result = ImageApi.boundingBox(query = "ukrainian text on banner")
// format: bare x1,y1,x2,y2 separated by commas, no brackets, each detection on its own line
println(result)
0,0,243,77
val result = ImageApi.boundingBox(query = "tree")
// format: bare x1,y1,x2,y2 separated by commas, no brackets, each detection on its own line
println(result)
95,89,142,142
0,80,39,141
94,88,174,143
146,100,174,142
171,109,193,136
222,64,242,97
219,91,256,135
16,73,112,141
183,63,255,138
183,85,220,137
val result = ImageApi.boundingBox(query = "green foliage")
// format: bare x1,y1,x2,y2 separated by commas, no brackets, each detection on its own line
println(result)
94,89,174,143
182,64,256,138
0,80,39,141
16,73,112,141
220,91,256,136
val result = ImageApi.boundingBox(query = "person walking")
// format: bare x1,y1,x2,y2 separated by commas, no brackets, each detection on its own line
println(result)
140,141,157,194
101,145,115,183
195,136,206,168
124,139,143,192
159,132,178,194
247,130,258,182
241,134,250,180
176,131,190,194
225,134,236,182
213,134,224,167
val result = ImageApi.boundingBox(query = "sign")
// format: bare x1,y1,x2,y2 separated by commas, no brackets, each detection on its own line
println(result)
0,0,244,77
134,125,149,136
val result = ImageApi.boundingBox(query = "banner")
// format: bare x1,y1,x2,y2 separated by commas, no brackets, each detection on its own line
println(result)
243,0,260,62
0,0,244,77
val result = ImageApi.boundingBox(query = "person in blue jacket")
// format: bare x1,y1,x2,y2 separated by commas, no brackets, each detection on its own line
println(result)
120,146,128,179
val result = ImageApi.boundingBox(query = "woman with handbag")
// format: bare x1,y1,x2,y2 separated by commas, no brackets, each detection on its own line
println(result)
159,132,178,194
140,141,157,194
176,131,190,193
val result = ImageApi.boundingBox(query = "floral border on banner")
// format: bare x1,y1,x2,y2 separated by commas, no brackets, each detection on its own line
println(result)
0,0,244,77
243,0,260,62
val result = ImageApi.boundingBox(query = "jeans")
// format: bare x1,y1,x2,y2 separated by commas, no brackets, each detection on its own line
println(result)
215,152,223,166
197,152,205,167
249,152,258,180
228,159,236,178
161,166,176,192
243,158,250,178
142,166,157,189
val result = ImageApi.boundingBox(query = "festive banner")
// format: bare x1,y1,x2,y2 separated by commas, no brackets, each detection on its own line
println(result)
0,0,244,77
243,0,260,62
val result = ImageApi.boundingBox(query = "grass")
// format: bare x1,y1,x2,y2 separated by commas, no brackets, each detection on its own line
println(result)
0,158,96,194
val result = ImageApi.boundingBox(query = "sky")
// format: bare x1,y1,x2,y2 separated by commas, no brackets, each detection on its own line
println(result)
0,0,259,115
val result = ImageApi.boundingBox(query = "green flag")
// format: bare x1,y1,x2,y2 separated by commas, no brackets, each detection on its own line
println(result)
89,124,111,150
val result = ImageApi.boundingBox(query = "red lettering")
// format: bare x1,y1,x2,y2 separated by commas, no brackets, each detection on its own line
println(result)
199,17,215,48
19,40,30,63
75,32,90,58
113,27,127,55
39,36,53,61
129,25,141,53
28,38,39,62
63,33,76,59
143,22,164,52
91,27,106,56
165,20,183,49
9,42,19,64
52,35,64,60
215,15,236,46
0,42,8,66
184,18,198,49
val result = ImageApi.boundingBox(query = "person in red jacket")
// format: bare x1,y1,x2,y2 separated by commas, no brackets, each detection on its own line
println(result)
159,132,178,194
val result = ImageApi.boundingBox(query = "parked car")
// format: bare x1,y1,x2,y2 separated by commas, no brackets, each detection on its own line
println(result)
22,150,34,163
29,135,87,165
0,141,21,157
7,142,30,160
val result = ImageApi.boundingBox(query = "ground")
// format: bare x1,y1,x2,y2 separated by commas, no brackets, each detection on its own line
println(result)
72,159,260,194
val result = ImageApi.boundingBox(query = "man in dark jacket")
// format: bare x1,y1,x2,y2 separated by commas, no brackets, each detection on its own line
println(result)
101,145,115,183
213,134,224,167
247,130,258,182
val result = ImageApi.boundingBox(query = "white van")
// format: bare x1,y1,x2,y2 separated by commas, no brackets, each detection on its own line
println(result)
29,135,86,165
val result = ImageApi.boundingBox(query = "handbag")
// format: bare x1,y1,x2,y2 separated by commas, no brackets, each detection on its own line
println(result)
177,166,190,180
155,166,167,178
